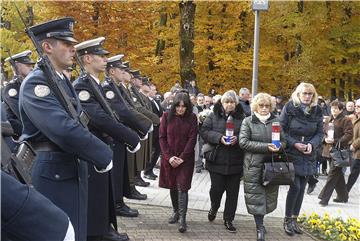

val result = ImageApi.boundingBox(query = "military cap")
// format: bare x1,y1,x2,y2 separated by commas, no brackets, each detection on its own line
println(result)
122,61,130,68
29,17,77,43
5,50,35,65
130,70,141,78
106,54,127,69
75,37,109,56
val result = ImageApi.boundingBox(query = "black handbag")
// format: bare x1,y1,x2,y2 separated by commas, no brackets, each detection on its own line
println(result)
262,148,295,186
330,141,351,167
202,144,219,163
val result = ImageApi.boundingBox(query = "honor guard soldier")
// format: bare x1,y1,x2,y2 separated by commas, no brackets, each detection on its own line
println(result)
105,54,154,216
1,171,75,241
73,37,140,241
128,70,160,186
2,50,34,137
114,64,159,199
19,18,113,241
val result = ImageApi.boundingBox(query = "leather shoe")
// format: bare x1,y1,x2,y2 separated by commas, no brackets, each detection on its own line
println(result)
102,227,129,241
116,204,139,217
257,225,266,241
135,176,150,187
224,221,236,233
307,184,316,194
127,186,147,200
333,198,348,203
208,208,217,222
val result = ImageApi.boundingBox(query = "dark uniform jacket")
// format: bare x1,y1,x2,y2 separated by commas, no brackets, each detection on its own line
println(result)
19,66,113,241
73,75,139,236
2,79,22,136
1,171,70,241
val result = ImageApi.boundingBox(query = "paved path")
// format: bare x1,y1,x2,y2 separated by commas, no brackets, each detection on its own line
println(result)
126,168,360,220
117,203,317,241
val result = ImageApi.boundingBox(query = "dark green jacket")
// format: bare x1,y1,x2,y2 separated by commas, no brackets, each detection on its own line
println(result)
239,114,286,215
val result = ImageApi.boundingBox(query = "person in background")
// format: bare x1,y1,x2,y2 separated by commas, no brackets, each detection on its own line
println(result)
239,87,251,117
345,101,355,116
187,80,199,96
280,82,323,236
189,94,198,115
346,99,360,194
274,96,284,116
205,95,213,110
201,90,245,233
208,87,217,97
318,100,353,206
159,92,198,233
197,93,205,112
239,92,286,241
161,91,173,113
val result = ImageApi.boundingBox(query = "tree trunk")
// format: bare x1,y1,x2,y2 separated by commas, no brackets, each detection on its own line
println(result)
179,0,196,86
155,8,167,58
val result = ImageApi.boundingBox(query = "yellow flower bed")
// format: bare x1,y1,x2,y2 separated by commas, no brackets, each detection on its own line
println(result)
298,212,360,241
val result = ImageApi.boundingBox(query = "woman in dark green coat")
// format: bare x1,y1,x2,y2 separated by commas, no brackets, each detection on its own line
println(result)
239,93,286,241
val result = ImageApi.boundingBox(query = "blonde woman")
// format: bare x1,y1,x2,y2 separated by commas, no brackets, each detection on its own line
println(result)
239,93,286,241
279,83,323,236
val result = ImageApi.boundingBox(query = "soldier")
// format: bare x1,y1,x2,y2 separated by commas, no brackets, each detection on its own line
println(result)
128,70,160,187
105,54,154,216
1,171,75,241
73,37,140,241
2,50,34,137
116,64,159,199
18,17,113,241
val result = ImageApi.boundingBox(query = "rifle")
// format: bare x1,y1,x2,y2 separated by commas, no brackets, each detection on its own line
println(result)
5,49,21,81
14,3,89,128
75,53,120,122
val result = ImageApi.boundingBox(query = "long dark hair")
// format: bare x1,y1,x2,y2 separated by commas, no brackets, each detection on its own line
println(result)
168,91,193,121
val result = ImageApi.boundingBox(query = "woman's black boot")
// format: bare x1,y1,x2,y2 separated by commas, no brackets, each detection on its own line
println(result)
283,217,295,236
178,191,188,233
168,189,179,224
256,225,266,241
291,216,303,234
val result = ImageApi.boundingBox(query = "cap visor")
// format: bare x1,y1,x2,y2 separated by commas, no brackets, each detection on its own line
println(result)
55,36,78,43
94,49,110,56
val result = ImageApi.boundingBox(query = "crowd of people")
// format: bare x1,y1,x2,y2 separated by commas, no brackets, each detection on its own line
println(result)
1,16,359,241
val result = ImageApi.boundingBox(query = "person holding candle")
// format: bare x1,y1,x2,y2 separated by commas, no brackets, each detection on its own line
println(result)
279,83,323,236
239,92,286,241
318,100,353,206
200,90,245,233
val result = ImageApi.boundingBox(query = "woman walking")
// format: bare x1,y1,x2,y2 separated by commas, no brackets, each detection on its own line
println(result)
239,93,286,241
159,92,198,233
280,83,323,236
200,90,245,233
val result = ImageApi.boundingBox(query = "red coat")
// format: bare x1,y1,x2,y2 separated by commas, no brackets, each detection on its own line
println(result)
159,112,198,191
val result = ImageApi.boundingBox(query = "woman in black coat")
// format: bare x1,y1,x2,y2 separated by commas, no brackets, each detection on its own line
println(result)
280,83,323,236
200,90,245,233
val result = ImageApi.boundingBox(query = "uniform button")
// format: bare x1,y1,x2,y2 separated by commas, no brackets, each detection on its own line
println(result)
55,174,60,179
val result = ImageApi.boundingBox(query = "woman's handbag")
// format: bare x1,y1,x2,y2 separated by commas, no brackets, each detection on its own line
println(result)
262,148,295,186
329,141,351,167
202,143,219,163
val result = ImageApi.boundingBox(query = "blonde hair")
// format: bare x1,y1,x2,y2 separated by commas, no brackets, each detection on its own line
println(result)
291,82,318,108
221,90,239,104
251,92,274,113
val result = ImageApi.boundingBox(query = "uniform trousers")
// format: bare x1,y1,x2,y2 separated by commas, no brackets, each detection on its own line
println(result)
209,172,241,221
347,159,360,192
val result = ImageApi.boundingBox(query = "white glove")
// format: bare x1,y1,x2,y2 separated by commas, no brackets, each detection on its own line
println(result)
63,219,75,241
148,124,154,133
140,133,148,141
94,160,113,173
127,142,141,153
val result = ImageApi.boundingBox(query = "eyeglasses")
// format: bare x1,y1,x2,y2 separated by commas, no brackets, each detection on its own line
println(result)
259,104,270,109
301,92,314,96
355,105,360,108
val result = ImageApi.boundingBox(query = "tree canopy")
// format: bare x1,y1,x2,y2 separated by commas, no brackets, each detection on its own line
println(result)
1,1,359,99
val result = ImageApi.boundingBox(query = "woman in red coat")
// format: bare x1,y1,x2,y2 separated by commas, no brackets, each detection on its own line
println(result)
159,91,198,233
